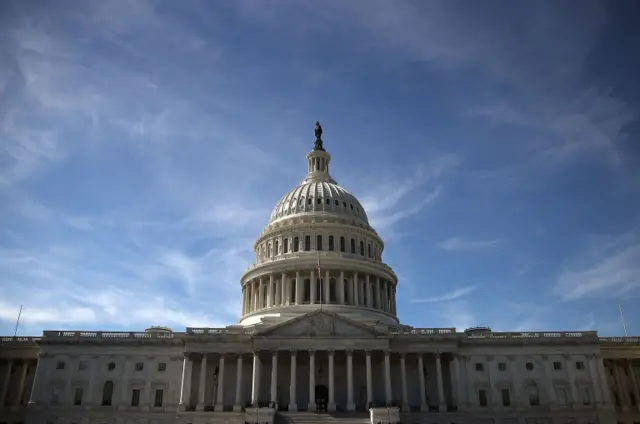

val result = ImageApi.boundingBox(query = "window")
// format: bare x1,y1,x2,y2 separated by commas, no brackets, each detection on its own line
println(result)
73,387,83,406
51,387,61,405
131,389,140,406
56,361,65,370
525,362,534,371
135,362,144,371
78,361,88,371
475,363,484,371
576,361,585,370
334,200,338,206
527,383,539,406
293,237,299,252
501,389,511,406
304,236,311,251
328,235,334,251
283,238,289,254
498,362,507,371
317,235,323,251
154,389,164,407
102,381,114,406
359,241,364,256
478,389,488,406
553,361,562,370
340,236,345,252
368,244,371,257
581,386,591,405
326,198,330,205
317,198,321,204
107,362,116,371
557,387,568,406
307,198,312,205
350,238,356,254
158,363,166,372
274,240,279,255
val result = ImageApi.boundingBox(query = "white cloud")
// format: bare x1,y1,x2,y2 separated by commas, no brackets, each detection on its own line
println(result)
554,232,640,301
412,286,476,303
437,237,501,252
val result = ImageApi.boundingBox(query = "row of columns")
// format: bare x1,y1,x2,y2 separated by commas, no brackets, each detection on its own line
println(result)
178,350,450,412
0,360,33,409
242,271,396,316
609,359,640,411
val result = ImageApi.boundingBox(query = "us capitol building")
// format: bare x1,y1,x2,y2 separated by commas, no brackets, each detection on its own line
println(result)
1,125,639,424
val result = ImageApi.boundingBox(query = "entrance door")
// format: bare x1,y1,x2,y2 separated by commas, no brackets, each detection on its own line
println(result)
315,384,328,412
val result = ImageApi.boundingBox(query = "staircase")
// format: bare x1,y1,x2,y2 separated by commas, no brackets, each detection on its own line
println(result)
276,411,370,424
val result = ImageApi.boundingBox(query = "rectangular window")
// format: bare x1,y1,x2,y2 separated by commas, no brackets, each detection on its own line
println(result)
304,236,311,251
501,389,511,406
576,361,585,370
135,362,144,371
131,389,140,406
582,387,591,405
475,363,484,371
283,238,289,254
553,361,562,370
78,361,87,371
478,389,488,407
73,387,83,406
557,387,568,406
158,363,167,372
498,362,507,371
317,235,323,250
350,238,356,254
154,389,164,407
328,236,334,251
56,361,65,370
340,237,345,252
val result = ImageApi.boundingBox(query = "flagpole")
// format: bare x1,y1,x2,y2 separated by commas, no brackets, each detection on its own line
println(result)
14,305,23,337
619,304,628,337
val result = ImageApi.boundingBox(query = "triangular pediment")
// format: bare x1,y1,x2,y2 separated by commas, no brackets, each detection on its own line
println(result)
255,310,386,338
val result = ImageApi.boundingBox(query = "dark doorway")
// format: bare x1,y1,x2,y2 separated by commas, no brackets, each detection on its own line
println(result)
315,384,328,412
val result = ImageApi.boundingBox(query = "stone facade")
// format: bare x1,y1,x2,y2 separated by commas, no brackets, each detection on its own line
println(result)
1,137,639,424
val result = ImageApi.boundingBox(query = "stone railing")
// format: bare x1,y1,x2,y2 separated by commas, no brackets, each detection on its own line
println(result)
467,331,598,339
390,328,456,336
244,251,396,275
186,327,257,336
599,337,640,344
42,331,175,339
0,336,41,343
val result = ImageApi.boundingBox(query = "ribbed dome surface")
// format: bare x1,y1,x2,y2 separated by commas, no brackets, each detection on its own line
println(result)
269,181,369,224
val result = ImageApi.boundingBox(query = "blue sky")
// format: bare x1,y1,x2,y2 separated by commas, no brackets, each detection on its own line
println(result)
1,0,639,337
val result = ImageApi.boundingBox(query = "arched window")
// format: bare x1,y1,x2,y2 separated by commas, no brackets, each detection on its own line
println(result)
328,235,334,251
527,383,539,406
274,240,279,256
102,381,114,406
350,238,356,254
360,241,364,256
304,236,311,251
317,235,323,251
293,237,299,252
283,238,289,254
340,236,346,252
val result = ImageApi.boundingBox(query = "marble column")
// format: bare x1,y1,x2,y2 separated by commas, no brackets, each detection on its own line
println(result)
384,351,392,404
347,350,355,411
197,354,208,410
215,355,225,411
376,277,382,310
310,270,316,304
268,274,274,307
328,350,336,411
365,350,373,407
251,351,260,406
325,270,330,303
365,274,371,308
295,271,302,305
308,350,316,411
435,353,447,412
453,354,462,409
353,273,359,306
259,278,264,309
565,354,579,408
339,271,345,304
179,355,193,410
596,355,611,405
542,355,556,407
281,272,287,306
234,354,243,411
289,351,297,411
0,360,13,407
400,354,409,410
418,354,428,412
270,352,278,406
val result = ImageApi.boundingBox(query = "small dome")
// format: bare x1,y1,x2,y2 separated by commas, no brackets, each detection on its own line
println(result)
269,180,369,225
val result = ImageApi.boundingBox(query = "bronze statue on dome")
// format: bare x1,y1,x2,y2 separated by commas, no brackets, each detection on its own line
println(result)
314,121,325,151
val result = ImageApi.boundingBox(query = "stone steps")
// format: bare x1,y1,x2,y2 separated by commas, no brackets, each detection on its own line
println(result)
276,411,371,424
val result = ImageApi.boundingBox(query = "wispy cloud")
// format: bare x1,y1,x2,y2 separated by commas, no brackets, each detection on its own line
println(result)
554,232,640,301
437,237,501,252
412,286,476,303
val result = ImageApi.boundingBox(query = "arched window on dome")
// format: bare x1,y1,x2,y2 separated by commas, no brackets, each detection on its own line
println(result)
340,237,346,252
317,198,322,205
102,381,114,406
304,236,311,251
274,240,279,256
360,241,364,256
350,238,356,254
317,235,323,251
283,238,289,254
293,237,299,252
328,235,334,251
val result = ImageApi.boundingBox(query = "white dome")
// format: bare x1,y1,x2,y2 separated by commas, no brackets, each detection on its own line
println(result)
269,180,369,225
